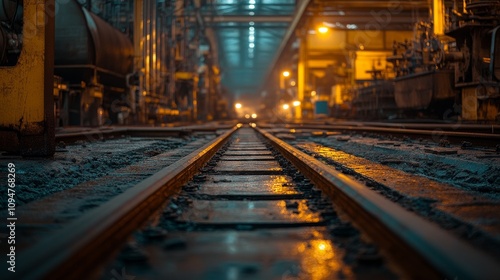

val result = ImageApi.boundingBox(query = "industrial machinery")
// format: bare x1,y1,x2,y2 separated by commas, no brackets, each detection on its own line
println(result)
351,68,397,119
446,0,500,121
386,21,461,117
385,0,500,121
52,0,225,126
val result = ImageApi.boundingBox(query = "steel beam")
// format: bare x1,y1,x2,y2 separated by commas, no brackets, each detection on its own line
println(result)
261,0,313,92
188,15,292,23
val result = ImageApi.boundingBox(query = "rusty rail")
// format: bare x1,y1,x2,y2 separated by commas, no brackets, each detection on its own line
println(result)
255,125,500,280
11,126,239,280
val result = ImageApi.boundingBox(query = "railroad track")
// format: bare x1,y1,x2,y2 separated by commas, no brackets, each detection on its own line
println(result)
266,122,500,148
7,125,500,279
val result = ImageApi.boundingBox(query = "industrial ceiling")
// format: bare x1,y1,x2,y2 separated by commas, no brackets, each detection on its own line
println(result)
202,0,429,97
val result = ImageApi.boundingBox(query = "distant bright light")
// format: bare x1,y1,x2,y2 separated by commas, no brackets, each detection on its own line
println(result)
318,26,328,34
251,113,257,119
249,26,255,31
282,104,290,110
346,24,358,29
293,101,301,107
311,90,317,96
249,4,255,9
249,0,256,4
290,81,296,86
359,44,365,50
249,11,254,15
249,43,255,48
249,21,255,26
245,114,250,119
249,35,254,41
282,71,290,77
235,103,242,109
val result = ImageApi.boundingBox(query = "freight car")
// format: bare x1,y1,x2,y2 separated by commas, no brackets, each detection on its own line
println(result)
54,0,134,126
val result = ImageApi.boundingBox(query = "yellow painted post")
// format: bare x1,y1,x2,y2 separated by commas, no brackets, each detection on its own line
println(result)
296,35,307,119
433,0,445,35
0,0,55,156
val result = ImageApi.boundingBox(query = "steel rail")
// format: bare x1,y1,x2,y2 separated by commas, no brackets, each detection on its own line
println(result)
262,122,500,147
54,125,236,144
255,126,500,279
280,123,500,138
10,126,239,280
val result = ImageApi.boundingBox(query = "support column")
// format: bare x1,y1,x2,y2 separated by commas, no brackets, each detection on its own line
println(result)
0,0,55,156
133,0,145,123
296,33,308,119
433,0,445,35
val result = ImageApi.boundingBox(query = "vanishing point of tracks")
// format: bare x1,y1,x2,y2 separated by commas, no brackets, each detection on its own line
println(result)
10,124,500,279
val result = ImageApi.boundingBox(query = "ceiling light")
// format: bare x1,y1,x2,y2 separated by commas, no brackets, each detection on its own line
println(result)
318,26,328,34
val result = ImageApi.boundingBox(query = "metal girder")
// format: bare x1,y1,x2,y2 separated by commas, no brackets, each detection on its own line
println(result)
261,0,313,90
312,0,429,9
189,15,292,23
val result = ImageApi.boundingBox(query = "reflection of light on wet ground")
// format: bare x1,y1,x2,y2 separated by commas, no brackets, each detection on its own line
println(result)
224,231,238,254
292,230,351,279
277,200,321,222
268,175,297,194
298,143,354,162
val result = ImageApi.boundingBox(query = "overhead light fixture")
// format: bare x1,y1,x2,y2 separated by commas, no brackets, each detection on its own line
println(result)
318,26,328,34
282,71,290,77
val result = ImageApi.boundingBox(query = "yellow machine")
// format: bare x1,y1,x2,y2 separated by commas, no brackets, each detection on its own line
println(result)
0,0,55,156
